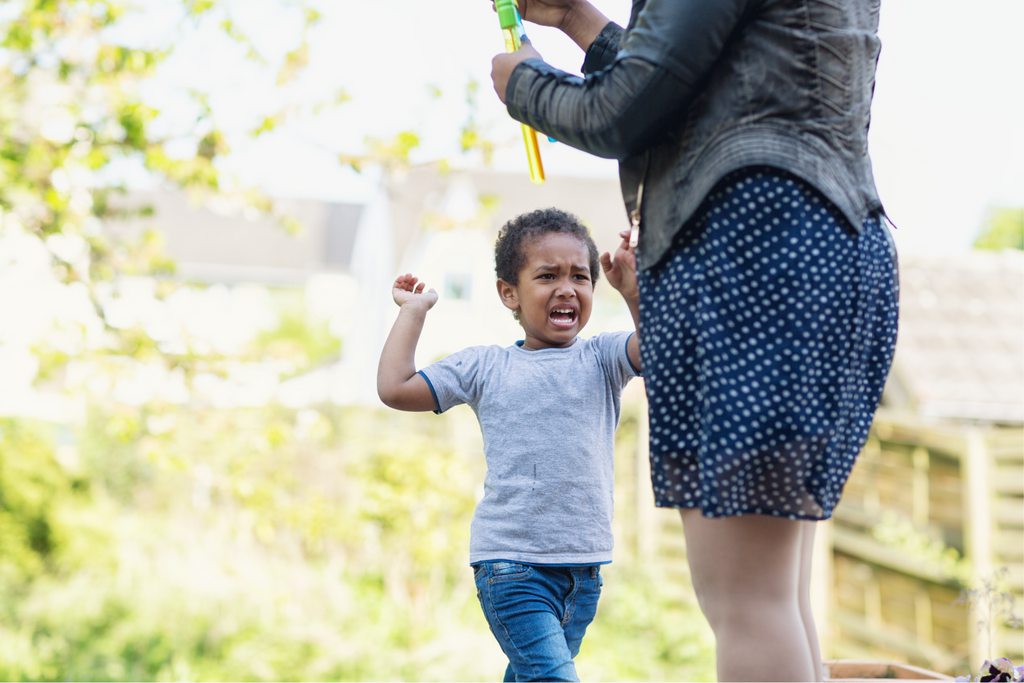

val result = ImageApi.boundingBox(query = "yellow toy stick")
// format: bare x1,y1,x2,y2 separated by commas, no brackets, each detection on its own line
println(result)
496,0,545,184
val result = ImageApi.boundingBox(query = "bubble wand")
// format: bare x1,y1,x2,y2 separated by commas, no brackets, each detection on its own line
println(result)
495,0,545,184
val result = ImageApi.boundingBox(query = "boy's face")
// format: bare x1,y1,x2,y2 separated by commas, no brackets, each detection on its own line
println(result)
497,233,594,350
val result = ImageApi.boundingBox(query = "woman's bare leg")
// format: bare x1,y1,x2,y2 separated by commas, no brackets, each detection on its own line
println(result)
799,521,824,682
680,510,816,682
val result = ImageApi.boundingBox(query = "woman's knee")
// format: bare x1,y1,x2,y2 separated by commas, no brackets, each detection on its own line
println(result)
696,581,800,635
681,511,805,624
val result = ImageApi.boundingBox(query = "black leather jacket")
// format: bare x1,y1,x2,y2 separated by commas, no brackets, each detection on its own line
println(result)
505,0,885,271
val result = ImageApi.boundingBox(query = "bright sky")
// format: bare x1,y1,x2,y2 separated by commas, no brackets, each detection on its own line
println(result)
147,0,1023,256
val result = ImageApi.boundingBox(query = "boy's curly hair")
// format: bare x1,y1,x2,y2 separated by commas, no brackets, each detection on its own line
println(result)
494,208,601,287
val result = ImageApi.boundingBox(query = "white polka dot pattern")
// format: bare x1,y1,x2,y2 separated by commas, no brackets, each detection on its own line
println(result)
637,167,899,520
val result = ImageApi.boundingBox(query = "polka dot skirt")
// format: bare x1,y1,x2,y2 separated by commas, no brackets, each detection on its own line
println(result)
637,167,899,520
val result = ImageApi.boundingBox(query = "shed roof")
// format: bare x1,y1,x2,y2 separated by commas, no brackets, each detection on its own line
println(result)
885,249,1024,424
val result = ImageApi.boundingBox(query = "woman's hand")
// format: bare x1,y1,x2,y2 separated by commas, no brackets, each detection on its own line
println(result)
392,273,438,312
490,0,609,51
509,0,575,29
600,230,639,302
491,41,543,104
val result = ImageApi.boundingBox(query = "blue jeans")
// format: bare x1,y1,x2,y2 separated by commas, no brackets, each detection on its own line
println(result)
473,562,603,682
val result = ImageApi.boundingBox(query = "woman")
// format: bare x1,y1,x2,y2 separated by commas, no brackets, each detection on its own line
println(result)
489,1,898,681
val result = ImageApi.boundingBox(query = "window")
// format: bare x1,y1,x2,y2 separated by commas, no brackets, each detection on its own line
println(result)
445,272,472,300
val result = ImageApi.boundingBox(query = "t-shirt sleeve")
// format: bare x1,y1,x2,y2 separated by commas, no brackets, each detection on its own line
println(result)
417,346,490,414
593,331,641,390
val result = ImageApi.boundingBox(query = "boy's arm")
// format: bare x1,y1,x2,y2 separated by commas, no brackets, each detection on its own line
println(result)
377,274,440,412
599,230,642,372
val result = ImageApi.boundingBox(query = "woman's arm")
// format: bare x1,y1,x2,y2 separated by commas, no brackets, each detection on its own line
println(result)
492,0,754,160
376,274,440,412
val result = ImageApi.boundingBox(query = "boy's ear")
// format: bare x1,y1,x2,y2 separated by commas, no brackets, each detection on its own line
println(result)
496,279,520,312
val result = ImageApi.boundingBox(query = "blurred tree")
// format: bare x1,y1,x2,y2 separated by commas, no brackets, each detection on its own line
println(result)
0,3,331,669
0,0,321,337
0,0,327,577
338,79,499,175
974,207,1024,250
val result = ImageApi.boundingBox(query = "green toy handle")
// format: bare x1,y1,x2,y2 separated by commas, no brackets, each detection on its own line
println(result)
495,0,526,37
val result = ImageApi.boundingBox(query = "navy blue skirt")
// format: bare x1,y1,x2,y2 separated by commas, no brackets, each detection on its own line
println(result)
637,167,899,520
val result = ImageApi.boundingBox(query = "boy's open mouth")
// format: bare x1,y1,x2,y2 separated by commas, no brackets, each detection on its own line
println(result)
549,307,577,327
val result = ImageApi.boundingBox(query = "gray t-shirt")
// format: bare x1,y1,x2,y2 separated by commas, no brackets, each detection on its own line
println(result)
419,332,639,565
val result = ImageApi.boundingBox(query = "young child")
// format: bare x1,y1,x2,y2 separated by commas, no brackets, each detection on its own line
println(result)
377,208,641,682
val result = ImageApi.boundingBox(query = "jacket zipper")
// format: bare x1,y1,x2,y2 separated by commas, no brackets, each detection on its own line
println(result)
629,151,649,248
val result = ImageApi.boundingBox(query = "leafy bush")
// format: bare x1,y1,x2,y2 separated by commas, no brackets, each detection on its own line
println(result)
0,406,715,681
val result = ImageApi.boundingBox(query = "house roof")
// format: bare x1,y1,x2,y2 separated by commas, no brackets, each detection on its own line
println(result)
108,191,363,284
885,249,1024,424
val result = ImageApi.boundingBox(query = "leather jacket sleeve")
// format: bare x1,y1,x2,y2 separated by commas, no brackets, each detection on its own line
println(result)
505,0,755,160
580,22,623,75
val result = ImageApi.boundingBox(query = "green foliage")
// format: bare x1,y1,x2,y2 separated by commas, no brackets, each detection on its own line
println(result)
276,5,320,85
277,43,310,86
974,208,1024,250
251,112,287,138
580,565,717,681
459,78,496,164
0,0,320,367
0,403,717,681
77,404,156,504
0,1,185,250
0,406,491,681
340,130,421,173
0,419,113,586
248,292,341,375
872,511,971,584
355,435,475,571
311,88,352,115
219,18,268,64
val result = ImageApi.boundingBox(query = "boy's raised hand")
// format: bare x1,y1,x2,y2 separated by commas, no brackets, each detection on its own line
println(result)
600,230,639,301
600,230,642,372
392,273,438,311
379,273,438,412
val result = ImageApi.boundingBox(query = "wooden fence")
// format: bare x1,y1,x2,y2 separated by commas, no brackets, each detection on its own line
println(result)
829,409,1023,672
618,398,1024,676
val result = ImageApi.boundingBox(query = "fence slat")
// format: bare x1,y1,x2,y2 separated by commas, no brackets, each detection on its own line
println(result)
994,499,1024,527
992,467,1024,494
